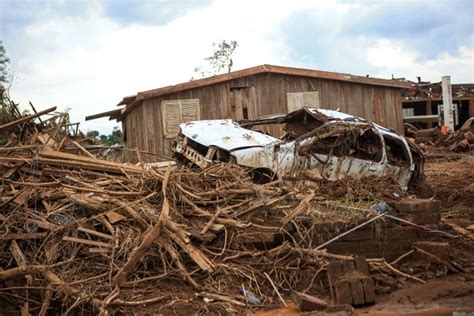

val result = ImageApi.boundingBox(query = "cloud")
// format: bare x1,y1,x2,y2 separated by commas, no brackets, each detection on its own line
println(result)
277,0,474,81
367,40,474,82
2,0,303,134
1,0,472,135
341,0,474,59
101,0,212,26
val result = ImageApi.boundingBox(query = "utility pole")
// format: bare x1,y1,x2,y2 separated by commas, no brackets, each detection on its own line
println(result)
441,76,455,131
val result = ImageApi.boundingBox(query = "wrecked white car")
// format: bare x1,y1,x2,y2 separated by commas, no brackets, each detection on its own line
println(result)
173,108,424,189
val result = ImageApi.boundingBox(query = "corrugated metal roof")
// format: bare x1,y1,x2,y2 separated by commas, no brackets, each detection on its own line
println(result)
118,64,411,115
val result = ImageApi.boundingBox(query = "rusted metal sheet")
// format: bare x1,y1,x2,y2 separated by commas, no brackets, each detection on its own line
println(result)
174,108,424,189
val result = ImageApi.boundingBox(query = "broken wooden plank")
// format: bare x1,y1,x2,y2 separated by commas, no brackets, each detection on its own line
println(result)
71,140,96,159
0,106,57,131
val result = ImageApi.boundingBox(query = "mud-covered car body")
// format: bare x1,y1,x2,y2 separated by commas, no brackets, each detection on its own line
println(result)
173,108,424,189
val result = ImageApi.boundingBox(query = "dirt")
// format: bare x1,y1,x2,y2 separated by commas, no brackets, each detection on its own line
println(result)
422,147,474,224
360,149,474,314
362,276,474,314
316,176,407,202
255,147,474,315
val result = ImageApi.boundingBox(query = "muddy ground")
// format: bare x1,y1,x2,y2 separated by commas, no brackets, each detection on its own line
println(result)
261,147,474,315
125,149,474,315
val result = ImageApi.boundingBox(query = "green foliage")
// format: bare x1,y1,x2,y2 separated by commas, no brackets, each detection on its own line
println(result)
193,40,238,79
0,41,11,89
88,127,123,146
206,40,238,73
86,130,100,138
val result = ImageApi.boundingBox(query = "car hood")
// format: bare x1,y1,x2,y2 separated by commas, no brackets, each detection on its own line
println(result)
179,119,281,151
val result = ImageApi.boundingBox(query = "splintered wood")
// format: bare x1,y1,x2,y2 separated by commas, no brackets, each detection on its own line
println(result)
0,125,329,314
1,104,453,314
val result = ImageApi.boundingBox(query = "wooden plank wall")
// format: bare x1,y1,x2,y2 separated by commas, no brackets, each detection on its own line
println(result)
123,73,404,157
249,73,404,133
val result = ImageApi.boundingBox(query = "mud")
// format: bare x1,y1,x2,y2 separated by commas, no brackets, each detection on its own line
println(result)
363,276,474,314
257,147,474,315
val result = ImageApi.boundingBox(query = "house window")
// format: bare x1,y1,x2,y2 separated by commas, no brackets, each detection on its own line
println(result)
161,99,200,138
287,91,320,113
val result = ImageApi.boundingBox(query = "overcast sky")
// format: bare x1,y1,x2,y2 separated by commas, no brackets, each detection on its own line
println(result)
1,0,473,134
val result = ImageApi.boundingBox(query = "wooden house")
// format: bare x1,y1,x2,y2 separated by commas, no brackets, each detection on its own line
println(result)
86,64,410,157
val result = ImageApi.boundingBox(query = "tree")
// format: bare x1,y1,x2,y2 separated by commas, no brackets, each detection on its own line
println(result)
193,40,238,79
86,128,123,146
86,130,100,138
0,41,11,90
107,126,123,145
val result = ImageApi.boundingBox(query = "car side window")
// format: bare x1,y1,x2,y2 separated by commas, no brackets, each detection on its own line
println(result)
353,129,383,162
303,127,383,163
383,135,410,166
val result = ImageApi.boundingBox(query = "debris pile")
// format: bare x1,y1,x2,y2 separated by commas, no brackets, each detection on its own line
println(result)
405,118,474,153
403,80,474,100
443,117,474,152
1,105,472,314
0,145,384,314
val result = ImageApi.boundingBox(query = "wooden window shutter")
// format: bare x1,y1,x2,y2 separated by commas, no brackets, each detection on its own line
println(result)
180,99,200,123
287,92,320,113
161,99,200,138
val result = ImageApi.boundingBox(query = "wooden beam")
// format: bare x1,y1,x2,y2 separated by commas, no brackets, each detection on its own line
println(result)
85,109,122,121
0,106,57,131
